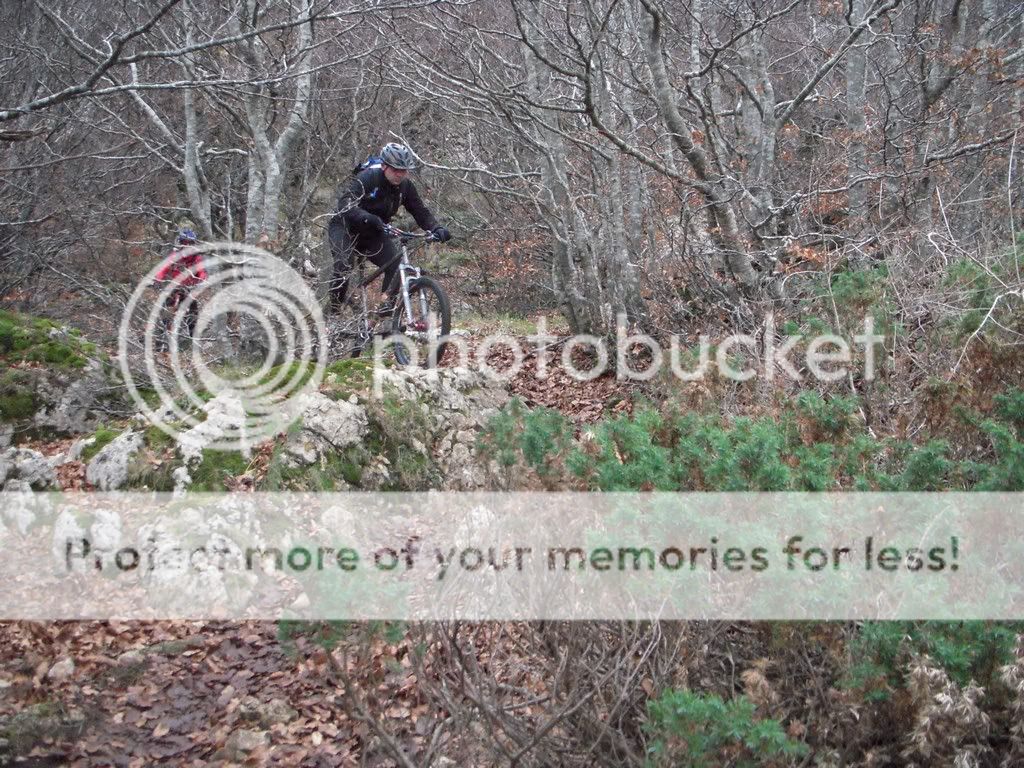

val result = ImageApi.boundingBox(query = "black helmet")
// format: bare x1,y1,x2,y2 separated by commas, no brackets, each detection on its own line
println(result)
380,142,418,170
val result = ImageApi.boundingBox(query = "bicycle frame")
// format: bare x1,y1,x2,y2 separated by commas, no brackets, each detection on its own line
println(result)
329,228,435,358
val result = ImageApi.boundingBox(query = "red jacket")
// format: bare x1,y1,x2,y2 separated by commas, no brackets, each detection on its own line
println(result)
155,247,207,287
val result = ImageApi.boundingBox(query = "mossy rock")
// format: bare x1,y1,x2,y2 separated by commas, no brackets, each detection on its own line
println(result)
80,425,121,463
323,358,374,400
0,701,86,756
0,369,39,423
360,394,439,490
261,445,365,491
0,310,94,369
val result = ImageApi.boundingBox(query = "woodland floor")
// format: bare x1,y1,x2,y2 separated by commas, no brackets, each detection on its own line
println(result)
0,294,641,766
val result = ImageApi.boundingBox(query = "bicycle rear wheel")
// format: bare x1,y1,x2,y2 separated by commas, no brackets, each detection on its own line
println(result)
390,276,451,368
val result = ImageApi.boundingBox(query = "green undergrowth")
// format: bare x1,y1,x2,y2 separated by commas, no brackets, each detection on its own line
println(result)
189,449,249,491
459,311,570,336
0,309,97,369
940,237,1023,338
844,620,1024,702
481,386,1024,753
480,387,1024,492
645,688,807,767
323,358,374,400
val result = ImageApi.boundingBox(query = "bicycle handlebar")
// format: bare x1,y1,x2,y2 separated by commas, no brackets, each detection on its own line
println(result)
383,225,436,242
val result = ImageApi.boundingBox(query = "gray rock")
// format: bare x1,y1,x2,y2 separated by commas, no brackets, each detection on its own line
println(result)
223,729,270,760
285,392,368,465
46,657,74,681
52,510,86,570
238,696,262,723
116,650,146,667
85,431,143,490
33,359,125,435
258,698,297,727
172,466,192,496
89,509,122,553
0,448,57,491
65,437,95,463
0,424,11,450
177,392,250,463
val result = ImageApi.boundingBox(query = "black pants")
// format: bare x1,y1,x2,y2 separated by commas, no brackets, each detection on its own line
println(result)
327,216,399,310
159,288,198,349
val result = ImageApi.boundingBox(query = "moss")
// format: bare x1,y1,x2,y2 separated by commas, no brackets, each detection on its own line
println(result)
146,637,205,655
260,360,319,394
0,369,38,422
361,394,439,490
261,445,365,491
0,391,36,422
0,310,97,369
190,449,249,490
80,426,121,463
136,387,163,409
323,358,374,400
27,340,86,368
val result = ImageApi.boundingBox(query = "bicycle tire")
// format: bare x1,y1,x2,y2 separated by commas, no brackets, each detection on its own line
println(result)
390,276,451,368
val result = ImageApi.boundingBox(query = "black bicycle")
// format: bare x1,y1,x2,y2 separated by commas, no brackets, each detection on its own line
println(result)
325,225,451,367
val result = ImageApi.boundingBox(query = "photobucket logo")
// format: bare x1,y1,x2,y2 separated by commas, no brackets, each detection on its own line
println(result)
118,241,326,451
372,315,884,396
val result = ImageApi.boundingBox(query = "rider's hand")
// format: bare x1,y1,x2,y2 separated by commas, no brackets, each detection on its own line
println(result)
430,226,451,243
360,212,386,233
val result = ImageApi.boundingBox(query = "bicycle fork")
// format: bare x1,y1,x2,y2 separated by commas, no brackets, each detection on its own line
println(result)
397,252,426,333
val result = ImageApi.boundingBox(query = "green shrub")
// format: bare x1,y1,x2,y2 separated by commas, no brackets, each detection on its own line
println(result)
645,688,806,767
0,310,94,369
569,410,676,490
795,391,858,440
844,621,1022,700
0,369,37,422
479,399,573,483
481,388,1024,492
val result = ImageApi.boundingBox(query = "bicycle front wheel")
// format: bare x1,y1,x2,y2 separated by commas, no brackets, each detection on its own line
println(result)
390,276,451,368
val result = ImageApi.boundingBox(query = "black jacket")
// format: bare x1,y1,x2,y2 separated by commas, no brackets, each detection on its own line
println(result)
335,167,438,236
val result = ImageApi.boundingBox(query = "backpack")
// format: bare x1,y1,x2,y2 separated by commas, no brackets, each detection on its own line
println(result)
352,155,382,175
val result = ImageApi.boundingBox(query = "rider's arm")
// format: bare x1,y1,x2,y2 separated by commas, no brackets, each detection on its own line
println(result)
337,170,386,234
399,179,439,233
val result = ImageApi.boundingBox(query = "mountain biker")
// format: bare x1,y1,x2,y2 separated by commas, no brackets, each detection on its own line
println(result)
327,142,451,313
153,228,207,343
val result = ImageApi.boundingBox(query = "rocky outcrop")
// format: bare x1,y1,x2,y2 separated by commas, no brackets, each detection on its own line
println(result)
3,308,514,492
1,312,128,436
177,392,249,463
32,358,126,435
373,367,510,490
283,392,368,467
0,448,57,492
85,431,144,491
